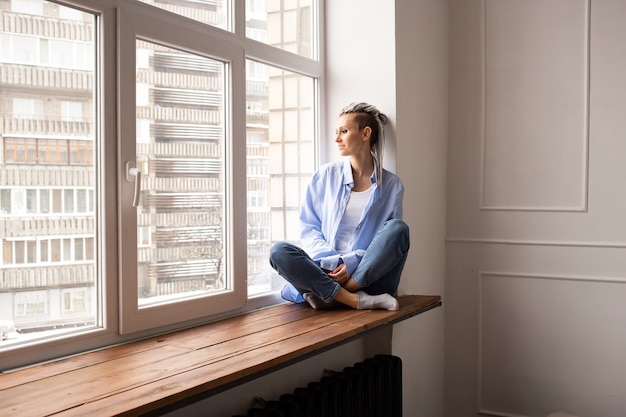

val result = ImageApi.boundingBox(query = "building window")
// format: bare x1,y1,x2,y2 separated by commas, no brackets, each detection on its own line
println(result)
61,101,84,122
14,291,48,321
63,288,87,314
0,0,98,356
12,98,44,120
11,0,43,15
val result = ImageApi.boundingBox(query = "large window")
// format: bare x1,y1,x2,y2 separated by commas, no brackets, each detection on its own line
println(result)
0,0,321,370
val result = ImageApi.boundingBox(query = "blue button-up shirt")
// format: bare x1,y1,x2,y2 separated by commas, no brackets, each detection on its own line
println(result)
300,158,404,277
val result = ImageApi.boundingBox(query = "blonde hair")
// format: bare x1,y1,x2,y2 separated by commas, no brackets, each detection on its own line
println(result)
339,102,388,185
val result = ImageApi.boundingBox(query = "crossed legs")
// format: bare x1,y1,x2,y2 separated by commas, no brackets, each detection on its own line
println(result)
269,219,410,311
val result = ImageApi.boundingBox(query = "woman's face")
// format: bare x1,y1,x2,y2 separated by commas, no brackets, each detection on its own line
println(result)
334,114,370,157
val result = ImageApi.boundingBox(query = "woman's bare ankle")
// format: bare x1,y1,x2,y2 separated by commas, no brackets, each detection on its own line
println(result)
343,277,362,292
333,288,359,309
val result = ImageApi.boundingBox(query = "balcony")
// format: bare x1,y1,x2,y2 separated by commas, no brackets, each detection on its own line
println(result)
0,10,93,41
0,216,94,238
1,116,93,138
0,64,93,92
0,263,95,291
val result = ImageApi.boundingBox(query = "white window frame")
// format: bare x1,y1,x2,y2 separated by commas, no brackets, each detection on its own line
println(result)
0,0,325,371
117,2,248,334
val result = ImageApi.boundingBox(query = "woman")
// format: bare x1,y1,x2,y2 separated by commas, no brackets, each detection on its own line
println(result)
269,102,409,311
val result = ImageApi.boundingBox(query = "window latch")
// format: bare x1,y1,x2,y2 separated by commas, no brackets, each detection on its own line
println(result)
125,161,142,207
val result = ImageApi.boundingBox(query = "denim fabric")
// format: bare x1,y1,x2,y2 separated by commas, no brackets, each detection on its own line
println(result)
270,219,410,303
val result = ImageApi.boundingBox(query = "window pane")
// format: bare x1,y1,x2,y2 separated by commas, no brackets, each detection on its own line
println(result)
40,240,48,262
137,0,230,31
11,0,43,15
136,40,226,306
40,189,50,213
246,60,315,296
64,189,74,213
50,239,61,262
15,241,25,264
62,288,88,315
76,189,87,212
52,189,62,213
246,0,315,59
0,1,97,342
61,101,83,122
14,291,47,320
75,238,84,261
63,238,72,262
26,240,36,263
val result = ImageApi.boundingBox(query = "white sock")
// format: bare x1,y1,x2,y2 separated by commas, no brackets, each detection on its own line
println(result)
356,291,399,311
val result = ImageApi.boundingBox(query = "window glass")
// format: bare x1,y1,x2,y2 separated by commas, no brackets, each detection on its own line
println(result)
14,241,25,264
52,189,62,213
40,240,48,262
1,189,11,214
40,189,50,213
76,189,87,212
246,60,315,296
64,189,75,213
62,288,89,315
14,290,47,321
11,0,43,15
50,238,61,262
0,1,97,346
26,189,36,213
246,0,315,59
63,238,72,262
137,0,230,31
1,34,39,64
61,101,83,122
75,238,84,261
135,40,227,306
26,240,36,263
13,98,44,120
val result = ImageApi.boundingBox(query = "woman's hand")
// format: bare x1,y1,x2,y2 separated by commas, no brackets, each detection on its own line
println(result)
327,264,349,285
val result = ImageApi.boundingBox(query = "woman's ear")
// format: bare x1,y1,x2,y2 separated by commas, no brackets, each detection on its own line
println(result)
362,126,372,141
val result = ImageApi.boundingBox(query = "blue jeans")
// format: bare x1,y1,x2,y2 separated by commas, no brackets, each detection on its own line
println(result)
269,219,410,303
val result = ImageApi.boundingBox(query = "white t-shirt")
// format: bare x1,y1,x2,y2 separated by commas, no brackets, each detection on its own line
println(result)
335,186,373,254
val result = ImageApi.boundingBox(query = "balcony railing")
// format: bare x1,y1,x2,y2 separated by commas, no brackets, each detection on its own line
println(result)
0,263,94,291
0,10,93,41
0,64,93,91
1,117,93,138
0,216,94,238
0,165,95,187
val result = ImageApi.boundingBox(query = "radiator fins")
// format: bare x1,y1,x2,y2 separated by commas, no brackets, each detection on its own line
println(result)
234,354,402,417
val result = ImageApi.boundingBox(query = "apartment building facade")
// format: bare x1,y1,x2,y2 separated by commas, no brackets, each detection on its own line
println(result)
0,0,310,333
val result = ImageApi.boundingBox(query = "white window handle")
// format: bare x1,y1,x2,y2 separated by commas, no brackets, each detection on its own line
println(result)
125,162,142,207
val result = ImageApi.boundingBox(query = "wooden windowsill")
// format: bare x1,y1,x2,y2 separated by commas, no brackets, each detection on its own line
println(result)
0,294,441,417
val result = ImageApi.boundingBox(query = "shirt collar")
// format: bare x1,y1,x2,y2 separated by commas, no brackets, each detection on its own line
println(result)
341,158,377,187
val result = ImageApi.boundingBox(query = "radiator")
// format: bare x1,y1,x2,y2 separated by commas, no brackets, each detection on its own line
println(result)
235,354,402,417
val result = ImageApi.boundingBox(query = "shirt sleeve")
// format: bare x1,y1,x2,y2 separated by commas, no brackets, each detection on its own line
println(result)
392,180,404,220
339,249,365,276
299,171,341,268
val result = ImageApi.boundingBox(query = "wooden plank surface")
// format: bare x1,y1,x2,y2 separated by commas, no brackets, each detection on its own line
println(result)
0,294,441,417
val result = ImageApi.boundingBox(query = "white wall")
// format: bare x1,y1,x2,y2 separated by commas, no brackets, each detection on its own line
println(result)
324,0,450,415
446,0,626,416
394,1,449,416
323,1,397,167
326,0,448,416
